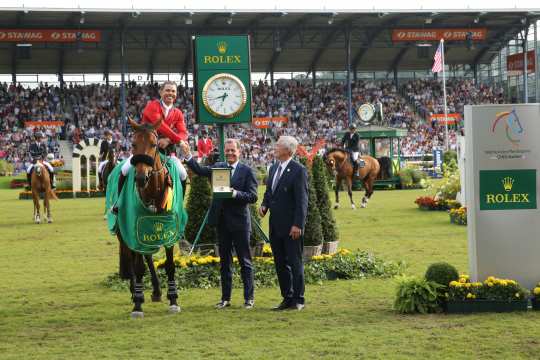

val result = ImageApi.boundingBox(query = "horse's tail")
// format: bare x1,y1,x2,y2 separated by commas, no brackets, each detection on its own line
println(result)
48,188,59,200
377,156,392,179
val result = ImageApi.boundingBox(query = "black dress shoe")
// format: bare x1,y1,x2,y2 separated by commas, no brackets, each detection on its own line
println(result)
272,300,292,311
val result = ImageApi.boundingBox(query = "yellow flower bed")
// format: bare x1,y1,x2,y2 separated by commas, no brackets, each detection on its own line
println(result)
154,247,352,270
448,274,528,301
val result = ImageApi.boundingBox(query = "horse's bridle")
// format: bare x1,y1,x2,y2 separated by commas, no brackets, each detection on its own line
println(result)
131,130,167,192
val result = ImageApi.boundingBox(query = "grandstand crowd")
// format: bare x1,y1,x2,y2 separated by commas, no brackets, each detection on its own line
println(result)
0,78,504,174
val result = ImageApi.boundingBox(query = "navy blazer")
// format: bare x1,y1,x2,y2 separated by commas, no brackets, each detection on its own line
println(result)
262,159,308,238
186,158,258,232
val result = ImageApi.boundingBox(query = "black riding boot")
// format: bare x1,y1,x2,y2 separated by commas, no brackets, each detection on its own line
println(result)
50,172,56,189
112,174,127,214
26,172,32,191
352,161,358,177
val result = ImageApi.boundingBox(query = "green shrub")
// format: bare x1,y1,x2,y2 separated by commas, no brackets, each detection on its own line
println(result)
184,174,217,246
425,262,459,287
398,168,413,188
394,276,442,314
300,158,323,246
443,150,457,166
312,156,338,244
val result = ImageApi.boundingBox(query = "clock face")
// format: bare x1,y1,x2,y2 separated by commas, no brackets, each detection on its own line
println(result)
358,104,375,122
202,73,247,118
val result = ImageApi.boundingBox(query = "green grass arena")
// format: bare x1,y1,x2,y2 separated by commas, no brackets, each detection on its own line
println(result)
1,180,539,359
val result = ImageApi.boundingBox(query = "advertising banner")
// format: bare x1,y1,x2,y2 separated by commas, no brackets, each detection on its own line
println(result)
392,28,487,42
506,50,536,76
0,29,101,43
465,104,540,289
252,117,288,129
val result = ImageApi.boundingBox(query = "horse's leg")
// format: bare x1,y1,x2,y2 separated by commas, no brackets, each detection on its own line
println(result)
334,177,340,209
32,190,40,224
145,254,162,302
347,177,356,210
44,191,52,223
165,246,180,313
131,252,146,318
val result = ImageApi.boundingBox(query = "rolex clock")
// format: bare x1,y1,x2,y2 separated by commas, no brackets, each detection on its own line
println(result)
357,103,375,123
202,73,247,118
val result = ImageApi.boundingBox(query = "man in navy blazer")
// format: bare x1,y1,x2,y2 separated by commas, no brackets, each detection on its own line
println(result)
180,139,258,309
259,136,308,311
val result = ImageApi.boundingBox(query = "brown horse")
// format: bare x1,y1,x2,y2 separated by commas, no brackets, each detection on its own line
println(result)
31,162,58,223
100,147,117,193
324,149,380,209
116,116,180,318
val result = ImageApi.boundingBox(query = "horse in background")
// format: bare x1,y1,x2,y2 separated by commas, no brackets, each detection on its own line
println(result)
31,162,58,223
100,147,117,193
324,149,380,209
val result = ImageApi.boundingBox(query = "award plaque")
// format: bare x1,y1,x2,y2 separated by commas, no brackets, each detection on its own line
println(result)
212,167,233,198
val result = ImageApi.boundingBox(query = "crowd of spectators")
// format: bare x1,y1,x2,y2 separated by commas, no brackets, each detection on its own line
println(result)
0,78,503,173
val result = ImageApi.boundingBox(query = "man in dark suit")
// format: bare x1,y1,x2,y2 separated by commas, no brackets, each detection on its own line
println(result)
179,138,258,309
259,136,308,311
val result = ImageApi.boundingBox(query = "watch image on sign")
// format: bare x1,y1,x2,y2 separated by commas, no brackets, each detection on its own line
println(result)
212,167,233,198
357,103,375,123
202,73,247,118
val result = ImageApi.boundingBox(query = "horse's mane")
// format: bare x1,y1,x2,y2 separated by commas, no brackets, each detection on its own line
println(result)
325,148,348,157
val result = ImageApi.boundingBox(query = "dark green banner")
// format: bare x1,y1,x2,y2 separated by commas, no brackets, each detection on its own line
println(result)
479,169,537,210
193,35,252,124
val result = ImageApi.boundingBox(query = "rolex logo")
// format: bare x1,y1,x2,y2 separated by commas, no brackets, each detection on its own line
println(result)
502,177,514,192
217,41,227,54
154,222,164,233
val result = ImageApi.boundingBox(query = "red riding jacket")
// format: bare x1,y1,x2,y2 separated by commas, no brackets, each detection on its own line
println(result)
141,99,188,144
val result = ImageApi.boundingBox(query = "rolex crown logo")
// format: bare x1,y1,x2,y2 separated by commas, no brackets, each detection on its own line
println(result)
502,177,514,192
154,222,164,233
217,41,228,54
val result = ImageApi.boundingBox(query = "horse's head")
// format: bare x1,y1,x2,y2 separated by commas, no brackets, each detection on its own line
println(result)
324,151,342,176
508,109,523,135
129,116,163,189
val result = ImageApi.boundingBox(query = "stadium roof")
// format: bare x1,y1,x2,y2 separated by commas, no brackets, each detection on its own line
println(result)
0,8,538,76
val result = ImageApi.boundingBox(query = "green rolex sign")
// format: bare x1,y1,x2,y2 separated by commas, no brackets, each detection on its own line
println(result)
479,169,537,210
193,35,252,124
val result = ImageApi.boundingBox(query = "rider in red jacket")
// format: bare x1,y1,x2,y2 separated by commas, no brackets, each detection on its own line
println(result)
116,81,189,204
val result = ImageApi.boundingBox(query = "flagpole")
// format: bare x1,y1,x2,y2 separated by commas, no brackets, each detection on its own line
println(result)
441,38,449,151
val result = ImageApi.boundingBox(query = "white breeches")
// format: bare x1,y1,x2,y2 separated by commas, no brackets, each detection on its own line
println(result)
351,152,359,162
27,161,54,174
121,154,188,181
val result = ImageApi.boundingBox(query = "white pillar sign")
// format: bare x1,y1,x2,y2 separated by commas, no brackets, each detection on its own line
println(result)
465,104,540,289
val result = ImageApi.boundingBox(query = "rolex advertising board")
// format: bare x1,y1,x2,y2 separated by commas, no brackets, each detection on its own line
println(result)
193,35,252,124
465,104,540,289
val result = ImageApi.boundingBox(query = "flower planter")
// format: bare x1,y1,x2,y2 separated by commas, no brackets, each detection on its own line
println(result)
446,299,528,314
531,298,540,311
322,241,339,255
303,245,322,260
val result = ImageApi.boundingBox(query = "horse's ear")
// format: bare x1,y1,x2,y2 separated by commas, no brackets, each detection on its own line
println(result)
128,116,140,130
152,115,164,130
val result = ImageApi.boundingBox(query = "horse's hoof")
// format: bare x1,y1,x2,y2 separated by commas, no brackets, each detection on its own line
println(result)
130,311,144,319
47,219,53,223
334,204,339,209
361,203,367,208
351,204,356,210
151,294,162,302
169,305,181,314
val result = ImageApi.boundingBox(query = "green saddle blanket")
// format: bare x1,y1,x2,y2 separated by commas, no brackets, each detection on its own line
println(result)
106,156,188,254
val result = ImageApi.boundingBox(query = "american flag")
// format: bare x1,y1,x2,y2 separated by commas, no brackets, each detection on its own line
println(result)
432,40,443,73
